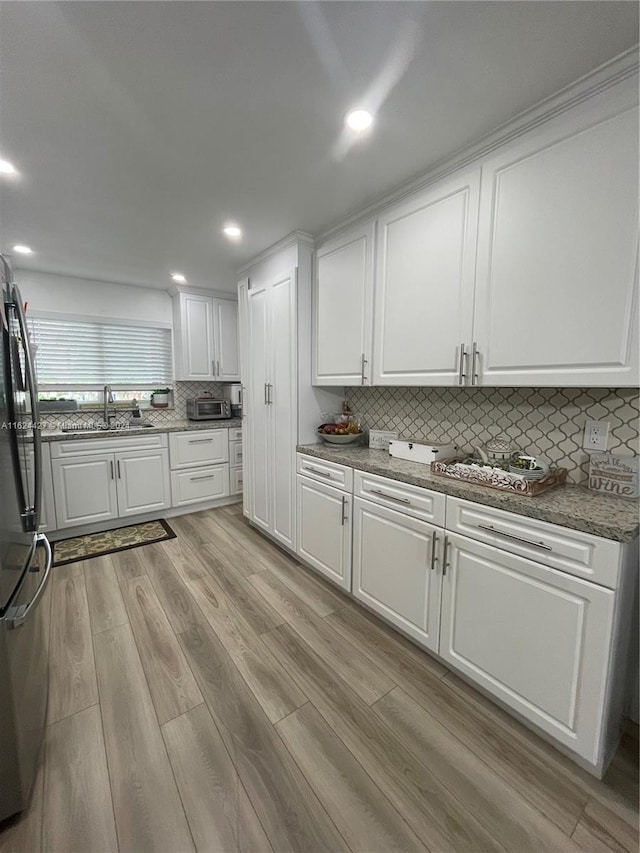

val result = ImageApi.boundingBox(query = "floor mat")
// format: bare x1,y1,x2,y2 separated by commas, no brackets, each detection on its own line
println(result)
52,519,176,566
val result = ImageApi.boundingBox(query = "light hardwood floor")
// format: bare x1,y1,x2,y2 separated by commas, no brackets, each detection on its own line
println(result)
1,503,638,853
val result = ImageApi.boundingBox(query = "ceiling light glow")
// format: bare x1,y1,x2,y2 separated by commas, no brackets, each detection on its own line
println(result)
223,224,242,238
12,244,33,255
345,109,373,132
0,159,18,176
171,272,186,283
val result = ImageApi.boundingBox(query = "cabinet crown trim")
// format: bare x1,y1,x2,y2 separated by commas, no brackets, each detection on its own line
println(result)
237,231,314,276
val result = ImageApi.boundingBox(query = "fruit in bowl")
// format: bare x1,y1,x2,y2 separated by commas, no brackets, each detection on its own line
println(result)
318,418,363,444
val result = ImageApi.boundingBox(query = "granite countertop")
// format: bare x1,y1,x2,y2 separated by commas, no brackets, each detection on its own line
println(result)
297,444,639,543
42,419,242,442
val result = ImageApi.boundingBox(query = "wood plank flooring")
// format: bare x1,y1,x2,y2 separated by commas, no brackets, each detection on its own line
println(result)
1,503,637,853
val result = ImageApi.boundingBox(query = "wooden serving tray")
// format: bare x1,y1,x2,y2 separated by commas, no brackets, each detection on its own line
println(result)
430,458,568,496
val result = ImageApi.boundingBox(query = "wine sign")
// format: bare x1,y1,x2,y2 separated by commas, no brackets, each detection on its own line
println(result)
588,453,639,499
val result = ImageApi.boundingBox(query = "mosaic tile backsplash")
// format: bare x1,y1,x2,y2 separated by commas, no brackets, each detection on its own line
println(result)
39,381,225,429
346,386,640,485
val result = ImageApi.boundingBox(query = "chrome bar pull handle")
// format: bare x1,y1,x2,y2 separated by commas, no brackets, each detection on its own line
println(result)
110,460,114,480
264,383,268,405
442,536,451,577
471,342,479,385
458,343,467,386
360,353,368,385
477,524,552,551
430,531,439,570
117,460,121,479
341,495,348,526
370,489,411,505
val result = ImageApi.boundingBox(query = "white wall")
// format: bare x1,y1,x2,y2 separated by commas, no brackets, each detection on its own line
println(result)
15,270,172,325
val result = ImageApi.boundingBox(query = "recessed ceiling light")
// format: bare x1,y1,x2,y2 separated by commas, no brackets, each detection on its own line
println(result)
12,244,33,255
345,109,373,132
223,224,242,239
171,272,187,283
0,159,18,176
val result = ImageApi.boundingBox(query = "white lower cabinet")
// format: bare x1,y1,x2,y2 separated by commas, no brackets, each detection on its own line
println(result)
352,497,442,653
52,453,119,528
168,429,231,507
51,434,171,529
296,475,352,591
439,532,616,764
115,449,171,517
171,465,230,507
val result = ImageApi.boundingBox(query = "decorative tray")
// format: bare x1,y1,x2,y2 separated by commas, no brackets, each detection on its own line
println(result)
430,458,568,497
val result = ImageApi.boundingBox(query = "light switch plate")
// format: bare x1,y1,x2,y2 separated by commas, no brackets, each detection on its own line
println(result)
583,420,610,452
369,430,398,450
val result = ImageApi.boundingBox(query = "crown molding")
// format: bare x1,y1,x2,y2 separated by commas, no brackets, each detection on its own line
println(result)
167,283,238,300
237,231,314,277
317,45,639,244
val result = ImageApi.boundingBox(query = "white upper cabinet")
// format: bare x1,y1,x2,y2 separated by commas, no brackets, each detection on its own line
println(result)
173,290,239,381
311,71,638,388
313,221,375,386
212,297,240,381
473,101,639,387
175,293,213,380
372,169,479,386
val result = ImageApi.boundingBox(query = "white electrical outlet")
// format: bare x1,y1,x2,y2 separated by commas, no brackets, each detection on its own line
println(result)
369,430,398,451
583,420,610,452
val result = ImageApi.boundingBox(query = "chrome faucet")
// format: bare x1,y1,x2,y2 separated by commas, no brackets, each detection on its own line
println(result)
103,385,115,427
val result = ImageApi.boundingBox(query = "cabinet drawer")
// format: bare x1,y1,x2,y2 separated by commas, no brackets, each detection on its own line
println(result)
169,430,229,469
229,428,243,442
229,440,243,467
445,497,621,588
171,464,229,507
296,453,353,492
50,432,167,457
354,471,445,526
230,466,243,495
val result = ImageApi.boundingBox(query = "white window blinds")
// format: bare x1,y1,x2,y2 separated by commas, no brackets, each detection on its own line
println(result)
28,316,173,388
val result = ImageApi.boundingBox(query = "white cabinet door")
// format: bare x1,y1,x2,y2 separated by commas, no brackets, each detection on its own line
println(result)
373,169,479,385
352,497,442,653
237,277,251,519
115,448,171,517
213,297,240,381
440,533,615,764
169,430,229,470
296,475,352,591
52,454,118,529
313,221,375,386
178,294,214,380
247,283,271,534
474,103,639,387
270,269,297,550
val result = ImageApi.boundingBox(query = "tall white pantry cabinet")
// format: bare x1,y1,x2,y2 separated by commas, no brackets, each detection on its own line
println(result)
238,235,341,552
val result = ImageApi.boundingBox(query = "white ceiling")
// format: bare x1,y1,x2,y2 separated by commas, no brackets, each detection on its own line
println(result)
0,2,637,292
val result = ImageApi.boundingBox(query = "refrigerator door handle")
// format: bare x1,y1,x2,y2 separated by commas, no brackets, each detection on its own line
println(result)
6,535,52,630
9,290,41,533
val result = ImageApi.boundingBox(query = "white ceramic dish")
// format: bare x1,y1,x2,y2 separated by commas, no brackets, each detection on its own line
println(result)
317,430,363,445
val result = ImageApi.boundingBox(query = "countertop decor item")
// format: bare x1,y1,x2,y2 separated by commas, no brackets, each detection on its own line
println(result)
589,453,639,499
431,457,567,496
317,429,363,445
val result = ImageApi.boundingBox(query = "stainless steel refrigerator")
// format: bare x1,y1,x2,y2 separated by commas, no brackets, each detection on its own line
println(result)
0,255,52,822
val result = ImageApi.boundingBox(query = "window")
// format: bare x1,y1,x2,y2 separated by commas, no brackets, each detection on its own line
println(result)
28,314,173,390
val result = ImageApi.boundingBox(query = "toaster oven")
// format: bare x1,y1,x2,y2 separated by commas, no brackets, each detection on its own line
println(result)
186,398,231,421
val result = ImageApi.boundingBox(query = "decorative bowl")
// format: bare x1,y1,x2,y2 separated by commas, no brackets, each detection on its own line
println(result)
317,430,363,445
